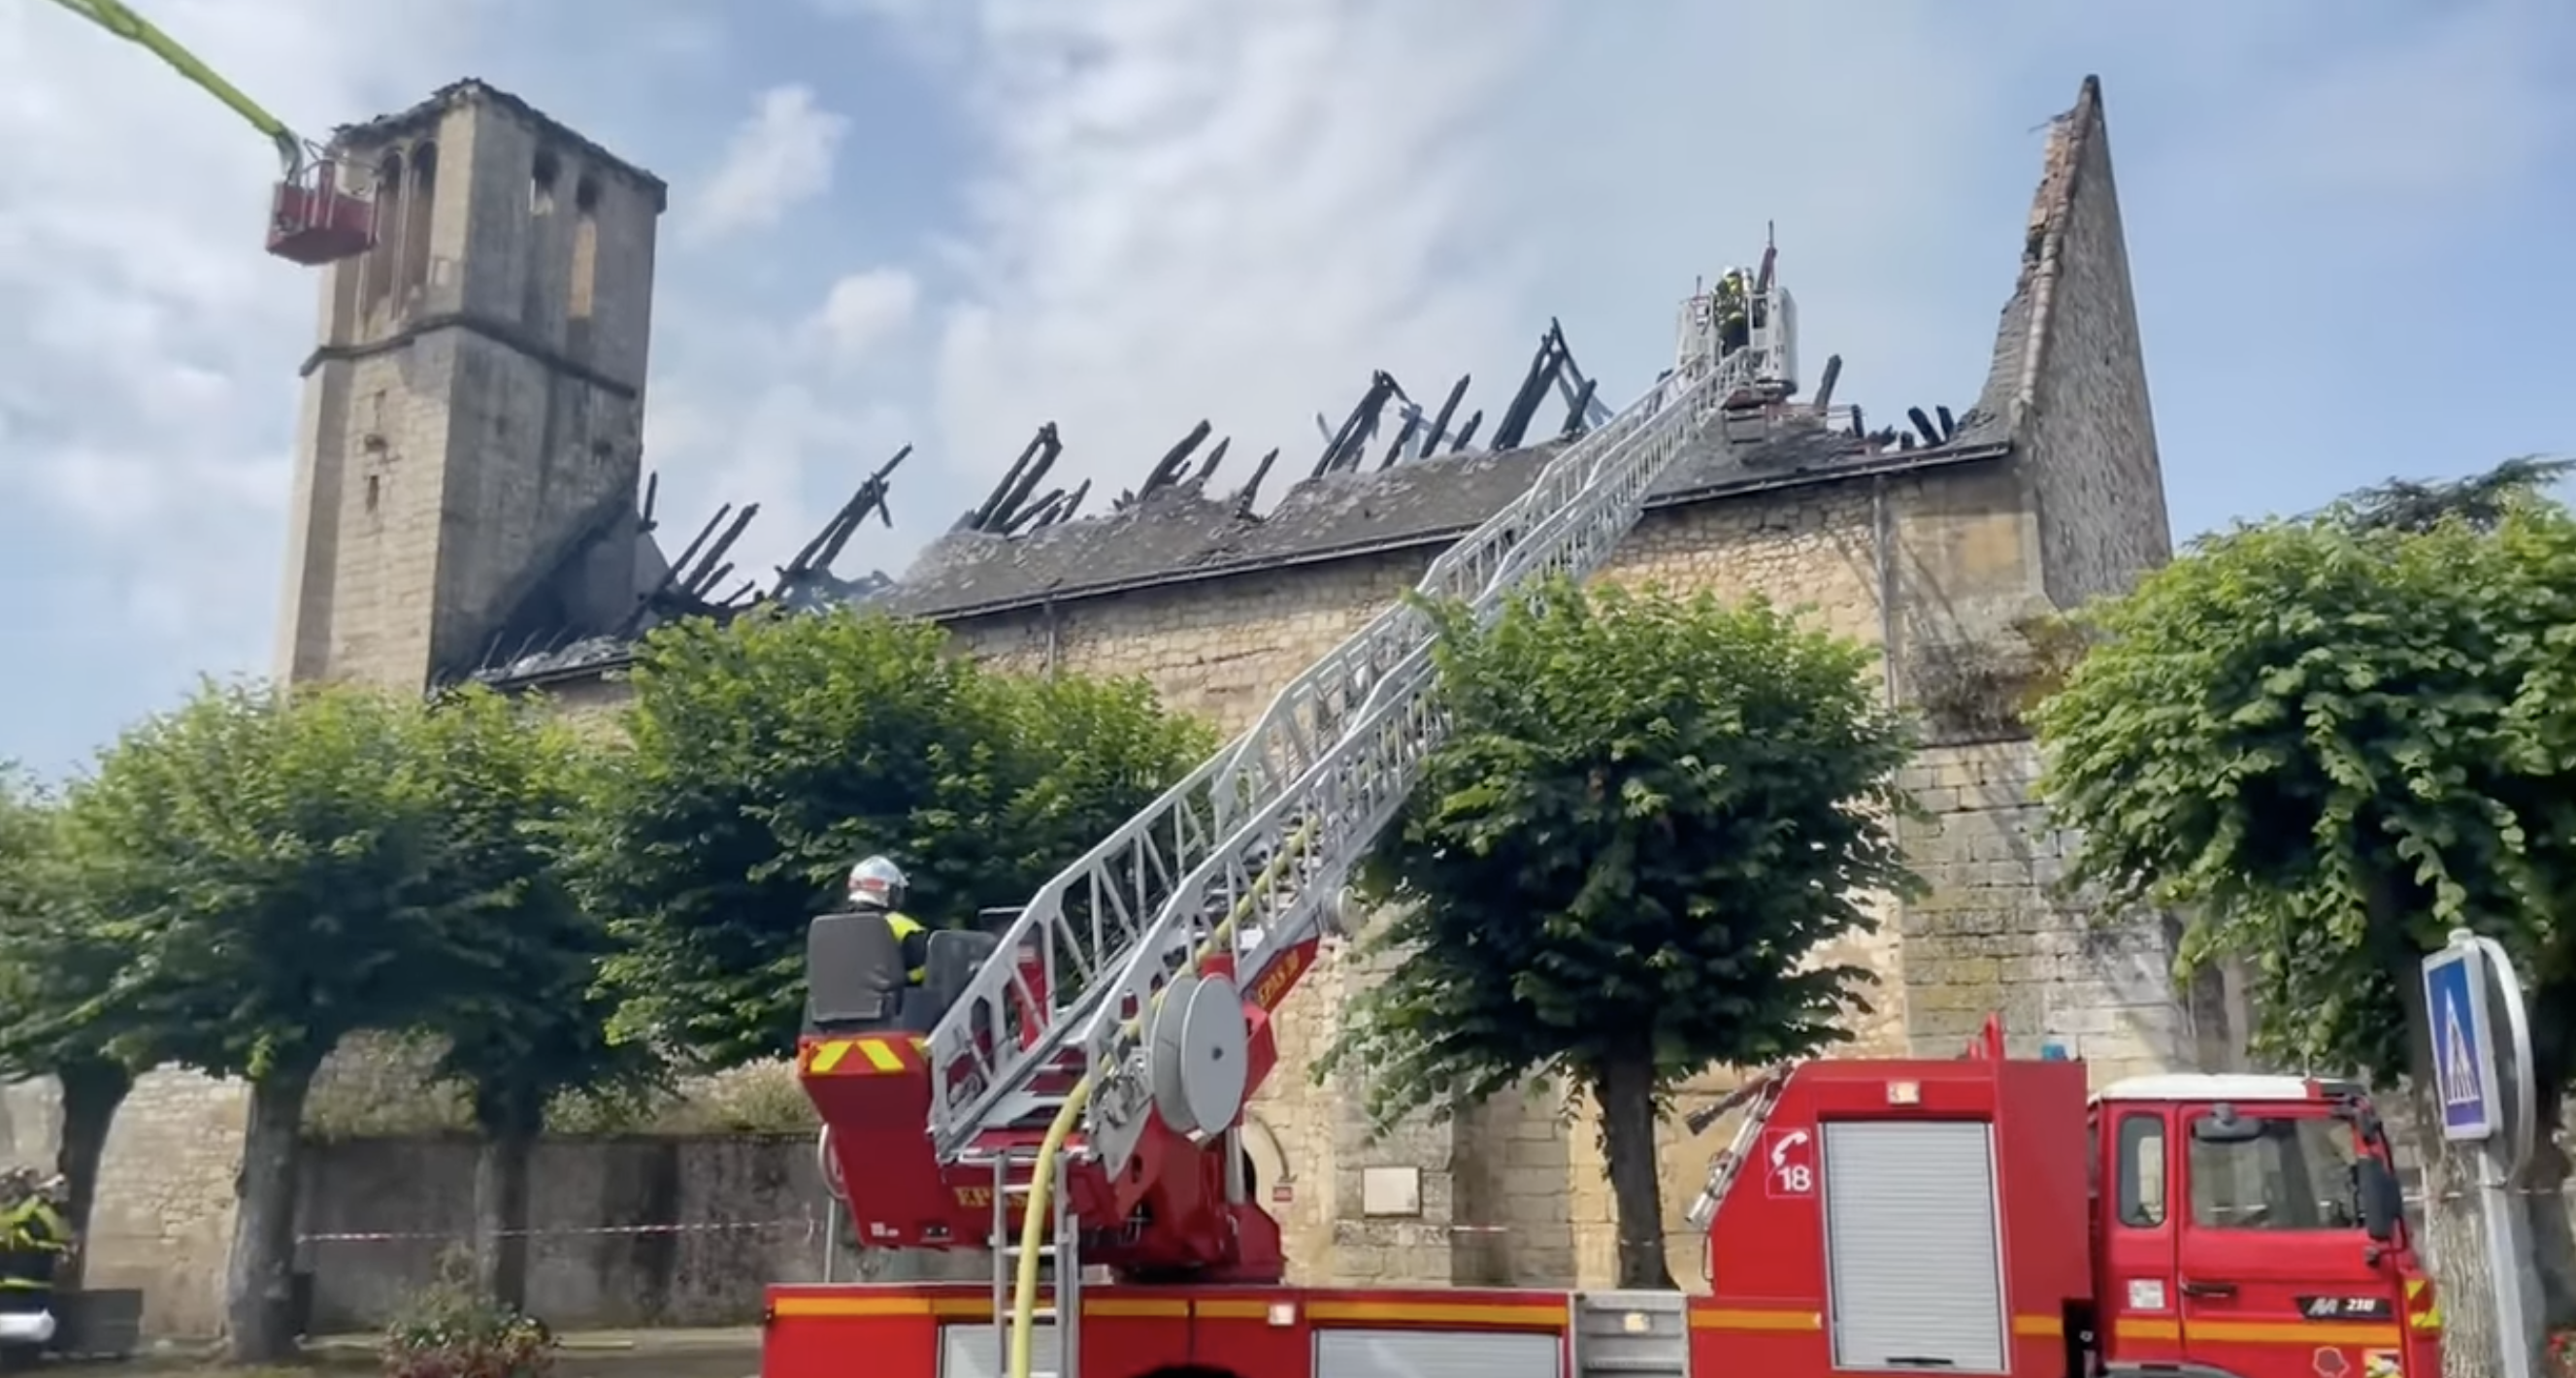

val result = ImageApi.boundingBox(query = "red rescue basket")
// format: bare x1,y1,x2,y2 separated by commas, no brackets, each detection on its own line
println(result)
267,157,376,266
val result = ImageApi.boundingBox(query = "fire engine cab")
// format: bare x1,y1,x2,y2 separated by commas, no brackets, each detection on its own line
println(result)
757,258,2444,1378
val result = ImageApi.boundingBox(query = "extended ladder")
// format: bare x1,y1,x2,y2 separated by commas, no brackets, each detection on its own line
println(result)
923,256,1801,1177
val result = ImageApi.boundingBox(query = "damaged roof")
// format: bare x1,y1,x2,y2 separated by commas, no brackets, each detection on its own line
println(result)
878,416,2007,622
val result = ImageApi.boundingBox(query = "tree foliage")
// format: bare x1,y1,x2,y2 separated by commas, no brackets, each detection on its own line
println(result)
2031,493,2576,1357
2333,453,2573,536
50,678,618,1359
571,607,1215,1066
2032,502,2576,1074
55,681,467,1083
411,688,657,1136
1317,580,1922,1288
0,765,137,1290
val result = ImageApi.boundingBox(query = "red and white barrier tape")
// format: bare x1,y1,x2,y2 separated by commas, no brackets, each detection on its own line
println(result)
299,1219,813,1244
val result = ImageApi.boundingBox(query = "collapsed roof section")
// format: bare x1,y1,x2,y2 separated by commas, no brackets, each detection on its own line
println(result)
468,307,1982,691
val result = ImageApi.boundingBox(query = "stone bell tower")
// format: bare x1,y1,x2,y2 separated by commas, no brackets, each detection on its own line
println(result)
274,81,667,692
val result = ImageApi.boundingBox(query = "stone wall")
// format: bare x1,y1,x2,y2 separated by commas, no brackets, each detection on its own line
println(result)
292,1134,830,1333
0,1069,245,1339
1888,73,2187,1073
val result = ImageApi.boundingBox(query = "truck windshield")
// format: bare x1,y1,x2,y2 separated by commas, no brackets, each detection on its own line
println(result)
2187,1113,2363,1230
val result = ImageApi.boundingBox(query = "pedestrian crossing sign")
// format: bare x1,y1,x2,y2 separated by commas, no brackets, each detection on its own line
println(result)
2421,943,2495,1141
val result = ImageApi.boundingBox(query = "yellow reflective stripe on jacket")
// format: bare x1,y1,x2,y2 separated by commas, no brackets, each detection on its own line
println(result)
884,912,927,983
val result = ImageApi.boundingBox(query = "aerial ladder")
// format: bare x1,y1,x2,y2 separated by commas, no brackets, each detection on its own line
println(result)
798,258,1805,1378
36,0,378,265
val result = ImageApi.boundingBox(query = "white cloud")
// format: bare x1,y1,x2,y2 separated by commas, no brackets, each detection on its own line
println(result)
0,0,493,674
910,0,1550,498
683,84,850,246
809,268,922,366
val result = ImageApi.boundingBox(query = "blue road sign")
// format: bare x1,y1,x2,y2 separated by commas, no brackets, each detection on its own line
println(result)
2423,944,2496,1141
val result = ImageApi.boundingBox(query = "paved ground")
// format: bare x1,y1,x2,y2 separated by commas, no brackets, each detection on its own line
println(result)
51,1328,762,1378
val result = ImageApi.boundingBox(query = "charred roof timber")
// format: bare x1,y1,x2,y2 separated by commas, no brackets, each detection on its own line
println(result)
467,227,2034,688
959,425,1072,535
1489,320,1609,451
773,446,910,612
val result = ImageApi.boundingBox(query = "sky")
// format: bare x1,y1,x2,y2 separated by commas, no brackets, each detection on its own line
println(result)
0,0,2568,775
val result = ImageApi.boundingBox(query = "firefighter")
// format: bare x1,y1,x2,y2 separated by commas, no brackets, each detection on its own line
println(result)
846,855,929,986
0,1170,68,1306
1713,268,1752,357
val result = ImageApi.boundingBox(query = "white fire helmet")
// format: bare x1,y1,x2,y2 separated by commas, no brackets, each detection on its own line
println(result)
846,855,908,912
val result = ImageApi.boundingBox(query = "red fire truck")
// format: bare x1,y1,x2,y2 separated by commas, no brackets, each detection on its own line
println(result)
770,1008,2440,1378
762,259,2444,1378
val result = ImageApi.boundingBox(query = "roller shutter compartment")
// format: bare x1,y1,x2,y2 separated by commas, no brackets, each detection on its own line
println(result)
1821,1120,2007,1372
1313,1328,1563,1378
941,1322,1059,1378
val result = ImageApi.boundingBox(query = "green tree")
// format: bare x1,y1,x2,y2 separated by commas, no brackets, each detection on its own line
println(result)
2031,498,2576,1376
1317,581,1923,1289
572,607,1213,1067
0,766,137,1291
54,680,468,1362
408,688,660,1311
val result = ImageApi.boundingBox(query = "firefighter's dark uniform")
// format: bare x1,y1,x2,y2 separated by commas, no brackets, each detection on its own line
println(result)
1715,274,1751,356
883,911,930,986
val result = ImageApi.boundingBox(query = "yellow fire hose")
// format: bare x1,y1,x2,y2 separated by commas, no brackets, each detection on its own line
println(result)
1008,819,1320,1378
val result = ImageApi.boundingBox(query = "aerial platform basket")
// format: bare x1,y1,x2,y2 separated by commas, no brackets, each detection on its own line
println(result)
267,156,375,266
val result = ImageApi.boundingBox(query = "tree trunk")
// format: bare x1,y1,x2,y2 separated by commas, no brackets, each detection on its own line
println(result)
1595,1057,1675,1291
2513,1077,2576,1329
472,1124,535,1311
223,1070,314,1363
2393,945,2505,1378
50,1059,130,1296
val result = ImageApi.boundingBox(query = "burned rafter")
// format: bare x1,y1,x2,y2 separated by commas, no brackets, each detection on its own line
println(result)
960,424,1064,535
1449,410,1484,453
1133,420,1215,505
1192,438,1231,484
1556,376,1600,442
1311,372,1404,480
1233,446,1280,517
771,445,911,612
1905,405,1958,448
1037,477,1092,530
1812,355,1843,411
1376,409,1421,471
1491,319,1609,451
622,499,764,634
1423,374,1470,458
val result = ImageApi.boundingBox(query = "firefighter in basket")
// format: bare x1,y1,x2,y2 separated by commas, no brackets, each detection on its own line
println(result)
1713,268,1753,358
846,855,929,987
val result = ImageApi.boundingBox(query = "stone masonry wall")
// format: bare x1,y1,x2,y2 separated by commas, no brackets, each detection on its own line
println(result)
275,89,660,694
2010,76,2171,610
939,461,2074,1291
1892,74,2189,1073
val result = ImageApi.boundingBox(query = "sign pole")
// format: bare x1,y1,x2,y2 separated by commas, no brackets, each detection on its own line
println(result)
2422,929,2539,1378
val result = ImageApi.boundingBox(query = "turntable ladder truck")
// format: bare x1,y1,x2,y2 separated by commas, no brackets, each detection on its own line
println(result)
772,255,2444,1378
